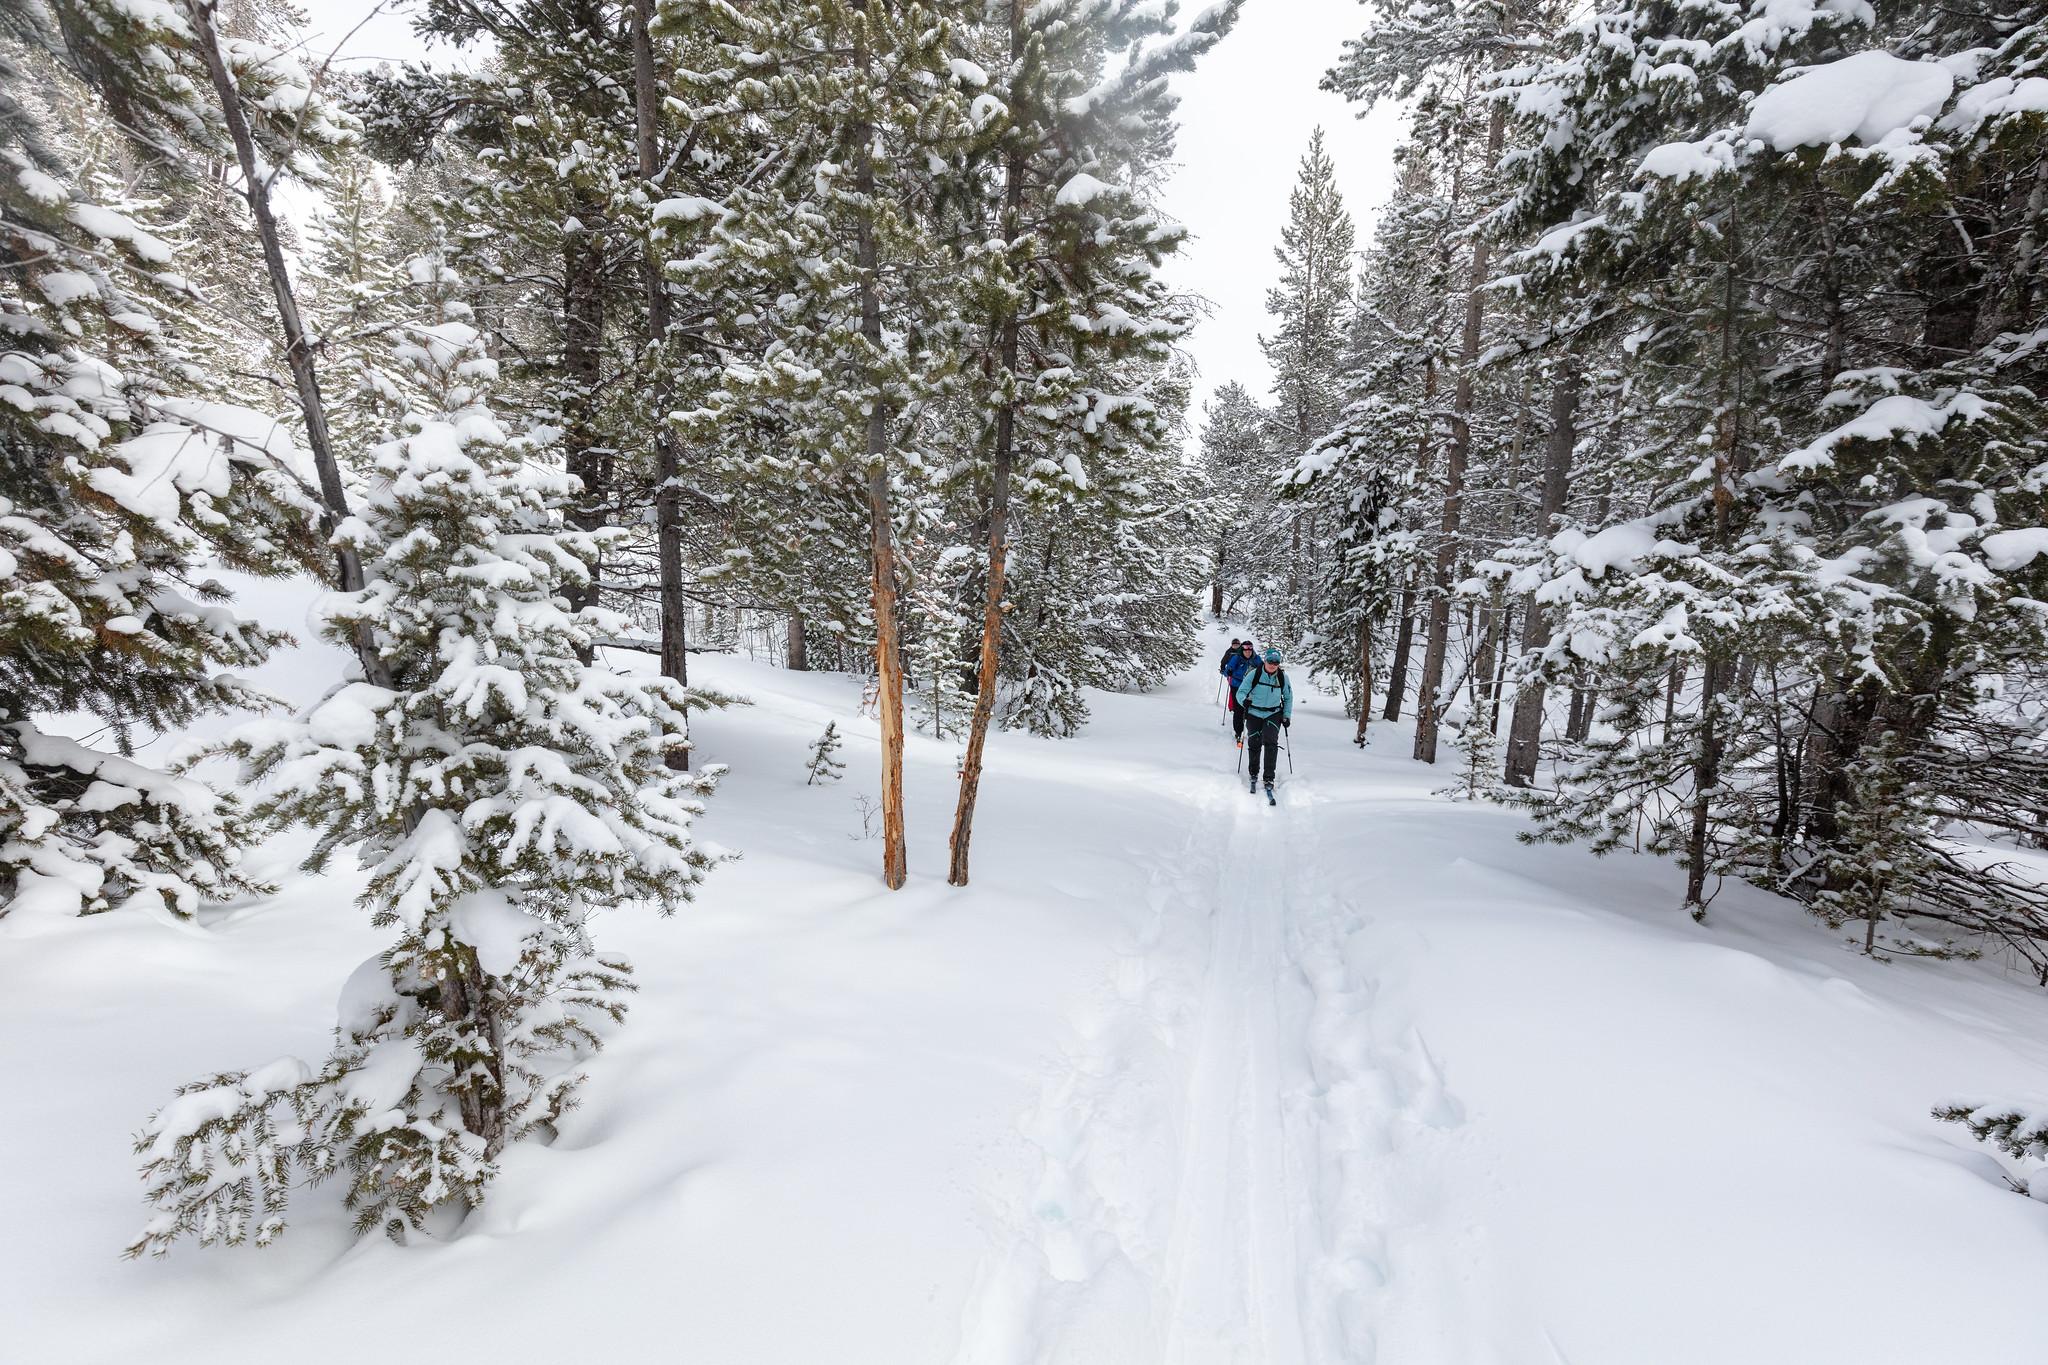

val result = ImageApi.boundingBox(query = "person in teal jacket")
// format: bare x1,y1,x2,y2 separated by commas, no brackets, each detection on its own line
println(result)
1235,648,1292,799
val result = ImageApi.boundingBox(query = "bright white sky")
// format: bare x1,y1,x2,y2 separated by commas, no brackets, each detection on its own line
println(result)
311,0,1402,423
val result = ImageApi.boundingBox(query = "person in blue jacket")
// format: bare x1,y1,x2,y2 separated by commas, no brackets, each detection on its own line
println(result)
1235,647,1293,801
1221,638,1260,742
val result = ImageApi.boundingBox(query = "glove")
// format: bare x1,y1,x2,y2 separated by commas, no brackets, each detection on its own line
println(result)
1281,717,1291,728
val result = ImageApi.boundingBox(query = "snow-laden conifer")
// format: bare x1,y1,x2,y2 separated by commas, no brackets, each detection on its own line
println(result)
130,256,717,1253
2,12,308,925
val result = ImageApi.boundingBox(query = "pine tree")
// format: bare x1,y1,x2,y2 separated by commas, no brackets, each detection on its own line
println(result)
2,6,308,924
943,0,1239,881
130,255,716,1253
1197,382,1272,618
667,0,988,890
1491,0,2048,949
1258,127,1355,649
805,721,847,785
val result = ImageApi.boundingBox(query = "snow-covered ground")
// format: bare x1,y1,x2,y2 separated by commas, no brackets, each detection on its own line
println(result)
6,616,2048,1363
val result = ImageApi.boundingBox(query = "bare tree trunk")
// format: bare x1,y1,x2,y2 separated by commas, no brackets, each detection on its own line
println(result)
852,2,906,888
189,0,389,690
787,613,808,671
1414,102,1505,764
1488,601,1512,734
1684,657,1725,914
632,0,692,769
1565,678,1592,743
1685,194,1749,916
1353,617,1374,746
1474,590,1503,724
563,199,606,595
1383,582,1416,721
948,14,1025,889
1504,358,1579,786
868,465,909,890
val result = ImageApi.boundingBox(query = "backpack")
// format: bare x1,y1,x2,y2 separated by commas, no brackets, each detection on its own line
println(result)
1242,666,1287,717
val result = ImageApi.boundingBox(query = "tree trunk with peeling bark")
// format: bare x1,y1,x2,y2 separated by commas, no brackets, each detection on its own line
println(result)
947,13,1027,888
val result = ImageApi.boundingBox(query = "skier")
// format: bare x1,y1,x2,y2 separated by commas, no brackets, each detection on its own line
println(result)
1235,647,1293,804
1221,638,1260,744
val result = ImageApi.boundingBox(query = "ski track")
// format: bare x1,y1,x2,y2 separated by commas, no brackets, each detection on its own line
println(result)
954,688,1476,1364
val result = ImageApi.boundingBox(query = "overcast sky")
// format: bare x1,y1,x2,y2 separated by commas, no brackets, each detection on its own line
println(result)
312,0,1403,424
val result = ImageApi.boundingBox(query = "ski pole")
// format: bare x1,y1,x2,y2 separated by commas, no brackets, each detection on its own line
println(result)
1284,723,1294,774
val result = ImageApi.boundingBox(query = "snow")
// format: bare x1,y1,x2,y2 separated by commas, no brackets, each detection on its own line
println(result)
651,196,725,224
1746,51,1954,151
1982,527,2048,572
1638,134,1739,182
3,614,2047,1360
1781,393,1962,472
1943,76,2048,138
1055,173,1112,207
67,203,174,264
448,890,537,976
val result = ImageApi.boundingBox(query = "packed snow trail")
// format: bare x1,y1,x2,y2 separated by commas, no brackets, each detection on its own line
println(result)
8,620,2048,1364
952,639,1490,1365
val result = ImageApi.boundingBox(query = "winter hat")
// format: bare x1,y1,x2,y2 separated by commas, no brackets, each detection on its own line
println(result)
1263,648,1283,663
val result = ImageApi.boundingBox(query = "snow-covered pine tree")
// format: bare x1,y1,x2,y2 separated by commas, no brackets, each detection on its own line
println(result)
2,7,311,924
943,0,1240,883
357,1,648,628
665,0,988,890
904,528,975,740
1257,127,1355,651
303,146,414,465
1492,0,2048,950
805,721,846,785
1197,383,1273,619
1278,109,1468,736
130,255,716,1253
1329,0,1556,765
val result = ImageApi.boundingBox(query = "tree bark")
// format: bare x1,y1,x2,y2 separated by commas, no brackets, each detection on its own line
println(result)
632,0,693,769
562,197,606,601
947,13,1028,887
1383,581,1416,721
1504,357,1578,786
1353,617,1374,745
851,1,907,888
787,613,808,671
1414,102,1505,764
189,0,390,690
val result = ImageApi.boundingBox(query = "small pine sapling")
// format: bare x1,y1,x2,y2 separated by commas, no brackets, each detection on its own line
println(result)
805,721,846,785
1811,734,1951,960
1440,706,1501,803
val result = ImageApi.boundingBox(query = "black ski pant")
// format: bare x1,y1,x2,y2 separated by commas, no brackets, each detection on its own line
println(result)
1230,692,1247,738
1246,713,1283,783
